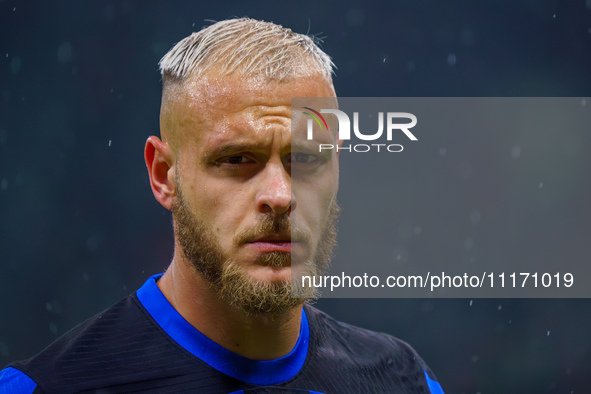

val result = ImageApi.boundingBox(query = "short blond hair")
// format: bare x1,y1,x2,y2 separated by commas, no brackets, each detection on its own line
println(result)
159,17,335,82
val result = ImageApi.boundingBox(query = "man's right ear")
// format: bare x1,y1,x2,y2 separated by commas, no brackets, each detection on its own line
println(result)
145,136,175,211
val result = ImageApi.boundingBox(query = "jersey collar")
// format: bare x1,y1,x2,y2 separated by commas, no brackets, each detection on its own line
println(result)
136,274,309,386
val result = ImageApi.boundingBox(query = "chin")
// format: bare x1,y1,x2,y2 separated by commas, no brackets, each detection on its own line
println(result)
248,264,292,283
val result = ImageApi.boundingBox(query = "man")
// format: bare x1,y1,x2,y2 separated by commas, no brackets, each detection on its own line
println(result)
0,18,444,393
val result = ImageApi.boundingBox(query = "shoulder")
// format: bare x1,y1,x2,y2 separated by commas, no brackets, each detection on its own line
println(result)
303,304,444,394
4,295,145,392
3,294,197,393
304,303,423,362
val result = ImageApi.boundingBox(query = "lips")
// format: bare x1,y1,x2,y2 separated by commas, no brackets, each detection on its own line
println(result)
251,241,292,253
247,235,293,253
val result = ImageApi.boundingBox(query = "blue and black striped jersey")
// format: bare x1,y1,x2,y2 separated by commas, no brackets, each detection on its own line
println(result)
1,274,444,393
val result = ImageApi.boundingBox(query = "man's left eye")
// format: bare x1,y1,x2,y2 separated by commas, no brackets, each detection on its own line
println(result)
290,153,318,163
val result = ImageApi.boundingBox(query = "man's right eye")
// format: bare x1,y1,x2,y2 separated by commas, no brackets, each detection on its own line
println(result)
223,155,251,165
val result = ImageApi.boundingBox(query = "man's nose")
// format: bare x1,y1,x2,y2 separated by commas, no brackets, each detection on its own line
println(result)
255,162,295,216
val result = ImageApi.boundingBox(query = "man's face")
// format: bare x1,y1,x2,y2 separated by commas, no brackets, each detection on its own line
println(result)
166,72,340,315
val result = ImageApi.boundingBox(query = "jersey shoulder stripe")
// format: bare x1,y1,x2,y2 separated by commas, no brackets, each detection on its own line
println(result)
424,370,444,394
0,367,37,394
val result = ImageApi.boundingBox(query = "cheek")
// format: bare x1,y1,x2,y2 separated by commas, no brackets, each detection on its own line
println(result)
318,186,338,222
315,163,339,206
297,180,337,228
195,184,252,233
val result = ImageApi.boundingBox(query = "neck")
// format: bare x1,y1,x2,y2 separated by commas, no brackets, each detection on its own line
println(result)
157,253,303,360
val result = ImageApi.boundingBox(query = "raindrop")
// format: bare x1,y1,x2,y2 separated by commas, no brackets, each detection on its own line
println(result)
464,238,473,249
511,145,521,159
439,147,446,156
382,57,386,63
553,14,556,19
57,42,72,64
12,7,16,11
10,56,21,74
469,300,473,306
581,98,587,107
460,29,475,46
497,304,502,310
87,236,99,252
547,330,551,336
447,53,457,66
539,182,544,189
391,246,409,264
46,299,62,313
108,140,112,146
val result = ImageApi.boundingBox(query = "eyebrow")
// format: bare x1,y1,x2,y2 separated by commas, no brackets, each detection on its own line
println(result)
208,141,275,158
291,140,325,152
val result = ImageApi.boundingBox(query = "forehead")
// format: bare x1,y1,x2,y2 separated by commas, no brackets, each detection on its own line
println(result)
185,73,334,116
170,73,336,150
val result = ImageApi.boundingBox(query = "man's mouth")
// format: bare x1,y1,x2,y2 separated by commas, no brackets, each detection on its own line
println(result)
247,235,294,253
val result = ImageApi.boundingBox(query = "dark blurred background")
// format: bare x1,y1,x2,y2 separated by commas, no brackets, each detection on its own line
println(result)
1,1,590,393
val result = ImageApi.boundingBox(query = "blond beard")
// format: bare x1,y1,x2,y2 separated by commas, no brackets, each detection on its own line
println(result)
172,174,339,316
